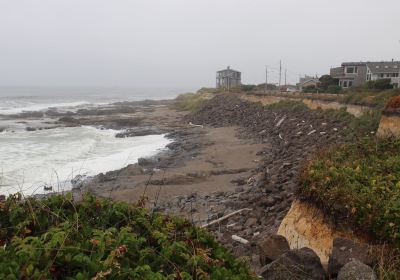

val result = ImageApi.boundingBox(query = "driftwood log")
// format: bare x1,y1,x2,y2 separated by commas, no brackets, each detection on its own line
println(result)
201,208,252,228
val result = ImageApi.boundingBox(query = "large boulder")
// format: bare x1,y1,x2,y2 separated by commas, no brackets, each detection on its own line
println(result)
337,260,377,280
328,237,373,277
257,234,290,265
261,247,326,280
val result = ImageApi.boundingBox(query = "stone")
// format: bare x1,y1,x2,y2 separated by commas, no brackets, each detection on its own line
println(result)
328,237,373,277
124,164,144,175
261,196,275,207
251,254,261,267
257,234,290,265
261,247,326,280
337,260,377,280
245,217,258,227
234,186,244,193
137,157,158,167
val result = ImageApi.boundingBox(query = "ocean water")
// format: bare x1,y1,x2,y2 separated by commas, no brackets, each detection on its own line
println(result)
0,86,182,115
0,86,182,196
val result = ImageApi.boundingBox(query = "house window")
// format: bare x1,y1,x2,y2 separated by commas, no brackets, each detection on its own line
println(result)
346,67,357,74
348,81,353,87
343,81,348,88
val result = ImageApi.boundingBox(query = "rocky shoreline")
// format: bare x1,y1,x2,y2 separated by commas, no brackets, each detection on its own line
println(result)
4,93,380,278
80,93,364,277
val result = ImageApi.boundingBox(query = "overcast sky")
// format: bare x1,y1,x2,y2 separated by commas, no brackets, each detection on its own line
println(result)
1,0,399,88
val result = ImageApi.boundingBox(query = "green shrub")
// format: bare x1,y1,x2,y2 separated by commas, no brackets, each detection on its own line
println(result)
241,84,257,92
196,87,222,94
365,79,393,90
327,85,342,94
256,83,277,91
174,93,206,112
318,75,339,91
302,85,319,93
341,89,400,108
299,137,400,247
0,194,256,280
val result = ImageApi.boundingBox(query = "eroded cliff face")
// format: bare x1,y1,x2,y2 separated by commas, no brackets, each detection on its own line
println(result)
277,200,358,265
377,113,400,138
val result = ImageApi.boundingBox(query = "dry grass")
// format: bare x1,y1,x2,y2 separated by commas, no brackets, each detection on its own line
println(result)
385,96,400,110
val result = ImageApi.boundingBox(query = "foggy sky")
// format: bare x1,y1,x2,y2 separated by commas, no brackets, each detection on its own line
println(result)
1,0,400,88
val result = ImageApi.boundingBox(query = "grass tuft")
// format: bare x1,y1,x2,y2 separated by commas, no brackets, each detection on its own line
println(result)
173,93,207,112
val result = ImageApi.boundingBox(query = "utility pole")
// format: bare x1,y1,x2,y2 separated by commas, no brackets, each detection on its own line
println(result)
285,69,287,86
265,66,268,93
279,60,282,88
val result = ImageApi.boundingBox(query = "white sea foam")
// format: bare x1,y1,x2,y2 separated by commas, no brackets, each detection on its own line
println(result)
0,100,91,115
0,126,171,196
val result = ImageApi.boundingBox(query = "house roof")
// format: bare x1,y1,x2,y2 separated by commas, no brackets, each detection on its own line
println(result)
341,62,367,67
299,77,319,85
217,67,240,73
366,61,400,74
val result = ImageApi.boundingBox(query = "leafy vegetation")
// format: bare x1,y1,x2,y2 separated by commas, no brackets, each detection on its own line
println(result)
255,83,277,91
340,88,400,108
302,85,318,93
326,85,342,94
298,137,400,248
174,93,207,112
240,84,257,92
365,79,394,91
0,193,255,280
318,75,340,92
196,88,223,94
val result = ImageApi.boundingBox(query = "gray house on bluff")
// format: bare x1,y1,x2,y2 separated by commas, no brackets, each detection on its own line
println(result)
330,61,400,88
298,75,319,91
216,66,241,89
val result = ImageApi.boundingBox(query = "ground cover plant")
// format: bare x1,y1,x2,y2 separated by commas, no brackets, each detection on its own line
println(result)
298,137,400,247
174,93,207,112
340,88,400,108
0,193,256,280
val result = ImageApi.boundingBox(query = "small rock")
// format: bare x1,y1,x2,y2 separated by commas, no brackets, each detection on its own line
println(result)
261,247,326,280
137,157,158,167
257,234,290,265
235,186,244,193
337,260,377,280
261,197,275,207
245,217,258,227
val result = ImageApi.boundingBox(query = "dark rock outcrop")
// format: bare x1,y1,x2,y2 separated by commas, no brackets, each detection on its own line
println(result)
261,247,326,280
328,237,374,277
